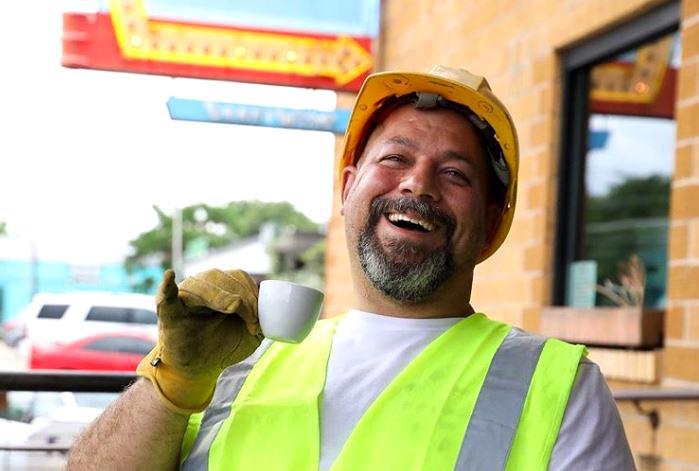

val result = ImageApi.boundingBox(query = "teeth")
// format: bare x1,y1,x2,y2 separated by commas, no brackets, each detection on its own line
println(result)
387,213,435,232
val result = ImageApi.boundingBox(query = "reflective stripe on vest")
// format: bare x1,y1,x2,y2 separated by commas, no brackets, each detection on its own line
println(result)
180,314,584,470
455,330,546,470
181,339,273,470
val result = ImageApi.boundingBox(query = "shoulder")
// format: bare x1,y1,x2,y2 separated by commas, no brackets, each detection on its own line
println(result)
549,358,636,470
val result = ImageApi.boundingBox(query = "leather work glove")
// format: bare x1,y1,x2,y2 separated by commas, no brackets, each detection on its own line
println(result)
137,268,262,415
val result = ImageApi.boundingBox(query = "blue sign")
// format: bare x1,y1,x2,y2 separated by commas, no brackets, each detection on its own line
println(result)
588,130,610,150
167,97,351,134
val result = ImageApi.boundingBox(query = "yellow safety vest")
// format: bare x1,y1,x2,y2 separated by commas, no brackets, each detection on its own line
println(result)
181,313,585,470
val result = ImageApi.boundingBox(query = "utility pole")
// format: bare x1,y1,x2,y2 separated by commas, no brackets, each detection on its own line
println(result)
172,207,184,282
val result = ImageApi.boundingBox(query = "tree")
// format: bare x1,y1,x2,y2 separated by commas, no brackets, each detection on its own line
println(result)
0,221,6,235
125,201,321,292
583,174,670,307
269,238,327,291
586,174,670,223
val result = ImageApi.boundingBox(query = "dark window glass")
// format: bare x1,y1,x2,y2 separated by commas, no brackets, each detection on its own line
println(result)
36,305,69,319
83,336,155,355
129,308,157,325
82,337,122,352
117,338,156,355
85,306,130,323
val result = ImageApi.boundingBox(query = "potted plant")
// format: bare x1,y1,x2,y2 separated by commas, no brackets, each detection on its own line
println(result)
541,255,664,347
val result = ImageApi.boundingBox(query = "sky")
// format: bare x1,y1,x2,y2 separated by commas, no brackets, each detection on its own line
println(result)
0,2,338,264
586,114,675,196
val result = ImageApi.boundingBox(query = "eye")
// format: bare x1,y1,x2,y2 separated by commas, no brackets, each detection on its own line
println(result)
443,168,470,185
380,154,406,166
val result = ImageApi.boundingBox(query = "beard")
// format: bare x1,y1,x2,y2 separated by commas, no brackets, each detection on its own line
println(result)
357,196,456,303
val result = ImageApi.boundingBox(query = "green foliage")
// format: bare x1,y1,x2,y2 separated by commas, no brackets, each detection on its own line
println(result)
586,175,670,223
125,201,320,291
584,174,670,307
0,221,6,235
269,240,326,291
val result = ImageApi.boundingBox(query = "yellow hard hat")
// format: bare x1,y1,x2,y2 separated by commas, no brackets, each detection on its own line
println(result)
339,65,519,263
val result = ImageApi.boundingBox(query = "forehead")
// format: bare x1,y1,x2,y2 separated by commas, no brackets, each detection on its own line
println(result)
361,105,485,161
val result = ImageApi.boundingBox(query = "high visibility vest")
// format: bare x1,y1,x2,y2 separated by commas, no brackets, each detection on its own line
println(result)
181,313,585,470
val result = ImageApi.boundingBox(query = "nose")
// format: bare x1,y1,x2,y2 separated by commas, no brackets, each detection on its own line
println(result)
398,164,440,201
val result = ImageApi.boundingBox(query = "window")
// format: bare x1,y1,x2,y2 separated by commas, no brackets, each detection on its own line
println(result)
85,306,156,324
129,308,157,325
555,2,680,309
36,304,69,319
85,306,130,323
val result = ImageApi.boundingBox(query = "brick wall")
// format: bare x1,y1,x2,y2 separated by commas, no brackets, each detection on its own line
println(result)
323,0,699,466
667,0,699,389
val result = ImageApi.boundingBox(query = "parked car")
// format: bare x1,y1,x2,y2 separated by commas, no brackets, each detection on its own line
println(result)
1,391,120,469
29,331,156,372
5,292,158,351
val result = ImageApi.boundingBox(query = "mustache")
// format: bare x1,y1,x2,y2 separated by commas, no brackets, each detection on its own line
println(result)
368,196,456,236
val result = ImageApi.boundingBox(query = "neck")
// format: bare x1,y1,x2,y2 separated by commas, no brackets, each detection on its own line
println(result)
352,273,476,319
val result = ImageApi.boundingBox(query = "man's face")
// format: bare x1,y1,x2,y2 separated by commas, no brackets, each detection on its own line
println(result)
341,105,499,303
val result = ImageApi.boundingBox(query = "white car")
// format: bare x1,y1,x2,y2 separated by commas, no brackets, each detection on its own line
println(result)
0,391,120,469
7,292,158,362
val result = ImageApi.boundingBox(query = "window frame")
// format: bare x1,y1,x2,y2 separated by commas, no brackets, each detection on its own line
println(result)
552,1,681,305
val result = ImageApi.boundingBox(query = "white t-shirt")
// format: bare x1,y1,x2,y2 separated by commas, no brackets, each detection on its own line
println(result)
318,310,636,470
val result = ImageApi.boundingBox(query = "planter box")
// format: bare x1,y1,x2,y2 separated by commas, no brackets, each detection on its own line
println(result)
540,307,664,348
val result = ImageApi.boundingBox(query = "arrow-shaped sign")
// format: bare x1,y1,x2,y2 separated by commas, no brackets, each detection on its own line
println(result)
108,0,372,87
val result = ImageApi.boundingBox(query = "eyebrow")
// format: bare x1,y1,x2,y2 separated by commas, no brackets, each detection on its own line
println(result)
383,135,418,149
443,150,475,166
383,135,475,166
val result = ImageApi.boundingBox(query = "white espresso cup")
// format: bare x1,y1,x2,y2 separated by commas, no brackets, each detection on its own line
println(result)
257,280,324,343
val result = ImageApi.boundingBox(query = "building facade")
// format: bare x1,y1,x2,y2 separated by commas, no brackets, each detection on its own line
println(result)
324,0,699,467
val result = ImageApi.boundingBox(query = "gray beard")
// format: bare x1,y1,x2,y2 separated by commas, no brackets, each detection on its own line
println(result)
357,197,455,303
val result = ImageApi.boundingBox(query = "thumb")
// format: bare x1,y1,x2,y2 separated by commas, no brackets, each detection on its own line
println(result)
156,269,179,307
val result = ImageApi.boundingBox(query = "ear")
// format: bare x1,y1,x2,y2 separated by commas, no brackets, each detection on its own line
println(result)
340,165,358,216
484,202,503,248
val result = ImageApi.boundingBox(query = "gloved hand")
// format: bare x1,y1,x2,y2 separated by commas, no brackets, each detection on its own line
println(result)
137,268,262,415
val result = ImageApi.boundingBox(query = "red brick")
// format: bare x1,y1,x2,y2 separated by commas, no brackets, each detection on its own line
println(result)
670,184,699,219
658,424,699,462
682,22,699,61
678,62,699,102
669,224,688,260
689,305,699,341
674,145,693,180
684,0,699,18
666,305,685,340
665,346,699,382
676,102,699,141
668,265,699,299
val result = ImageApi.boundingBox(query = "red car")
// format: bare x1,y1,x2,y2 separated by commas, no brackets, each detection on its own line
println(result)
29,332,156,372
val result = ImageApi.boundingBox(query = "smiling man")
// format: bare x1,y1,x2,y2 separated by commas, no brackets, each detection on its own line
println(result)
343,104,499,316
68,66,635,471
